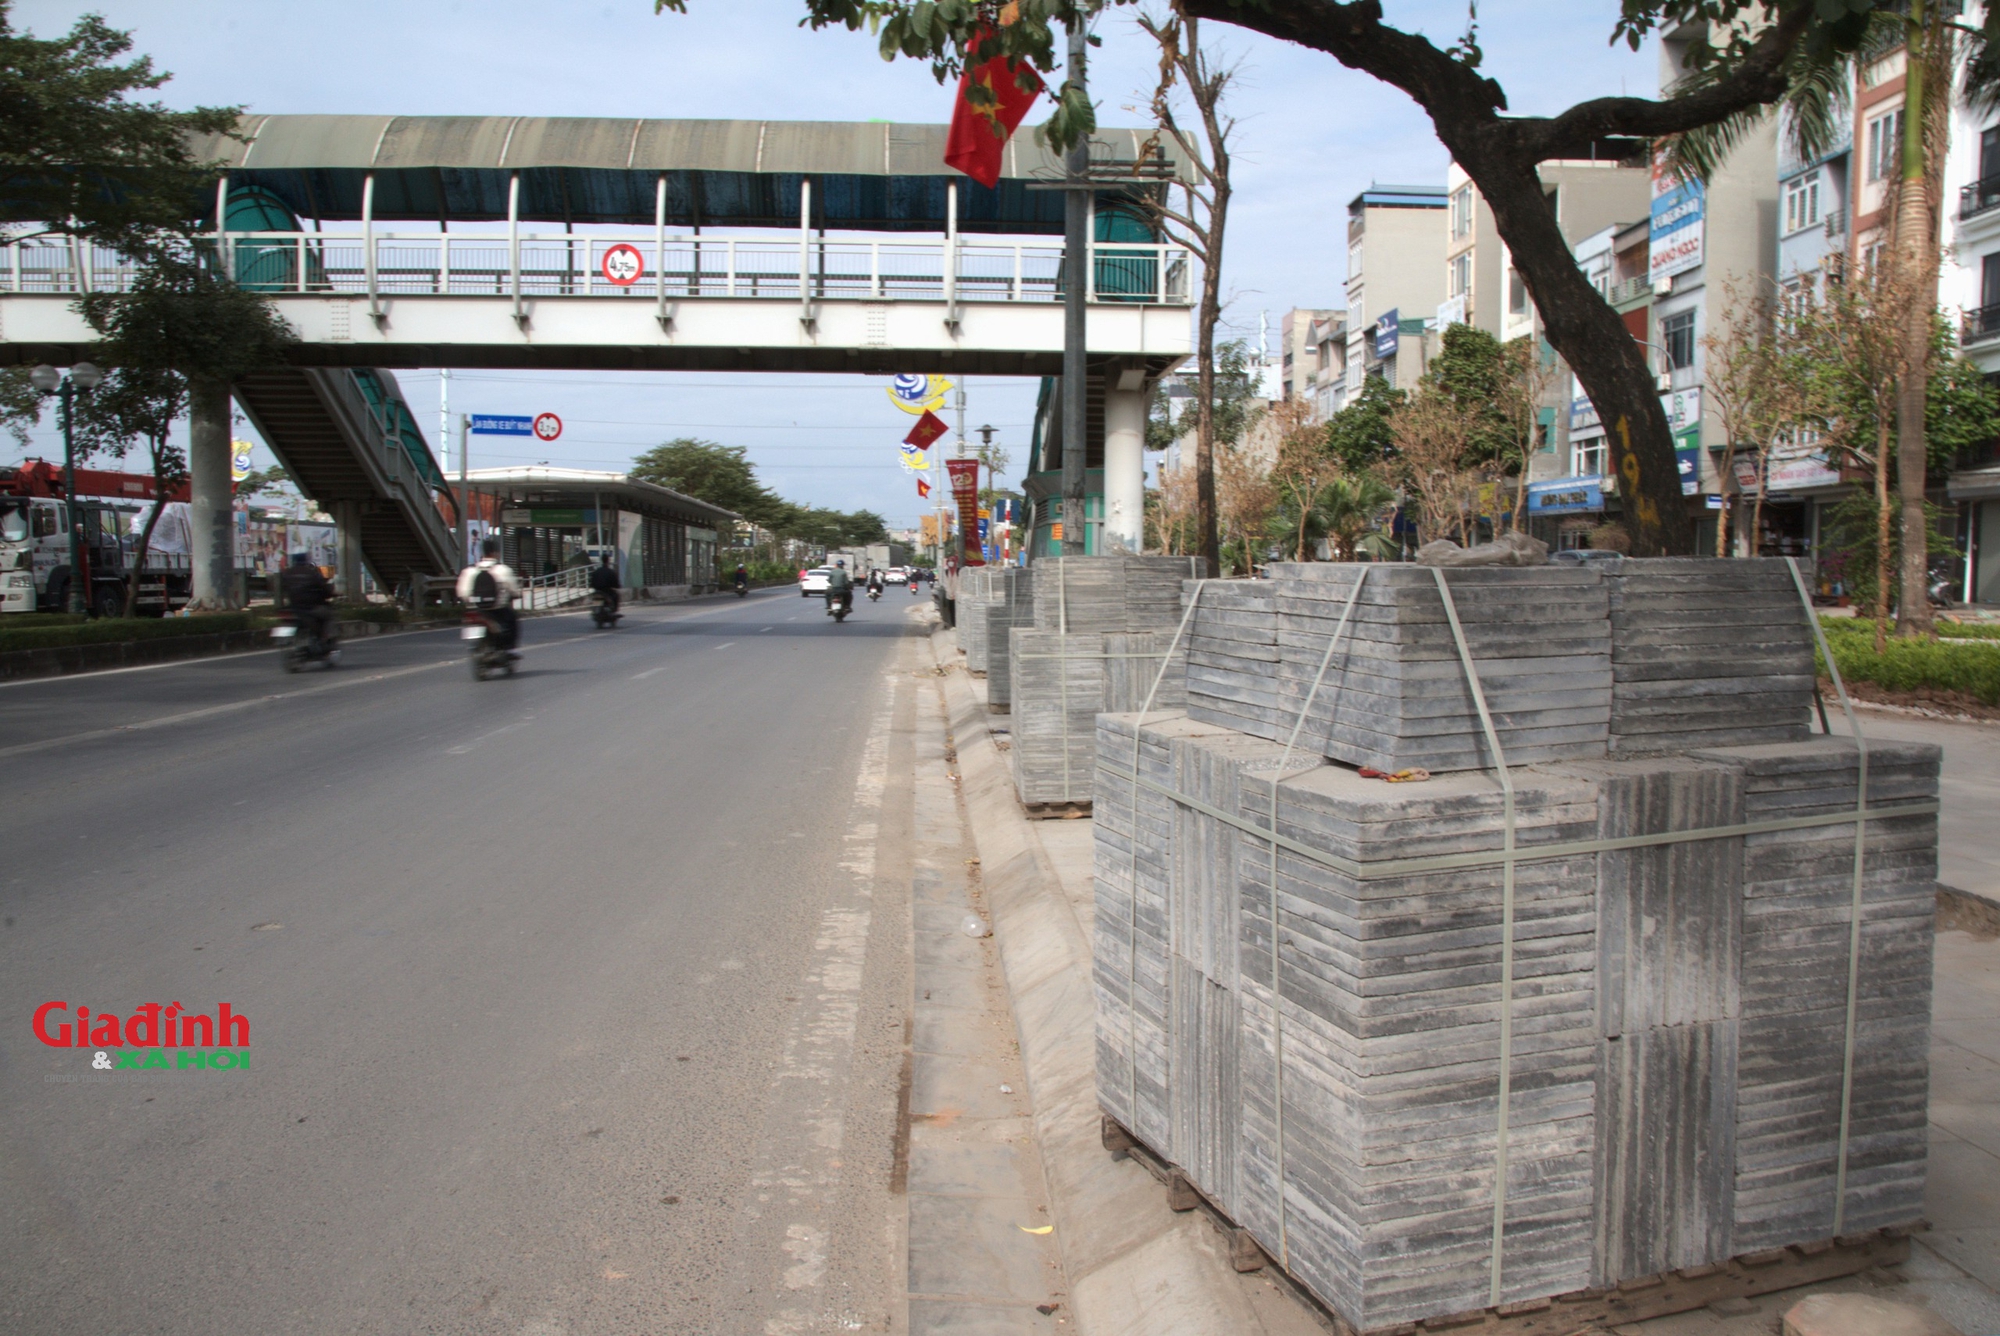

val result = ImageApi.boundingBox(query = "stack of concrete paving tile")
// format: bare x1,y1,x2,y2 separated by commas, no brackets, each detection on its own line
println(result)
1088,560,1938,1332
979,568,1033,710
1009,556,1205,806
1605,557,1815,755
1688,738,1939,1252
1093,712,1310,1223
1230,761,1605,1326
1184,564,1614,772
957,567,1007,674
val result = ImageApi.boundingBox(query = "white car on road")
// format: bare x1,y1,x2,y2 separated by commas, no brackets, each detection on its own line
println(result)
800,567,834,596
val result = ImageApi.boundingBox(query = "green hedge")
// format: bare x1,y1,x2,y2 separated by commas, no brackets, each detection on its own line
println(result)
0,613,254,654
1815,616,2000,704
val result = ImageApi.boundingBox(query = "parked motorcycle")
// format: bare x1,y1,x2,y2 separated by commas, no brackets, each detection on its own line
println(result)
1929,557,1958,608
272,611,338,672
464,612,515,679
590,589,622,629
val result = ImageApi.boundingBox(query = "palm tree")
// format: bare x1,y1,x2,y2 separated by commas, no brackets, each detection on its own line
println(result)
1314,474,1400,562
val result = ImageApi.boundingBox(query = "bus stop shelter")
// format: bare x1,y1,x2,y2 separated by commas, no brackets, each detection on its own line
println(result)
457,465,737,596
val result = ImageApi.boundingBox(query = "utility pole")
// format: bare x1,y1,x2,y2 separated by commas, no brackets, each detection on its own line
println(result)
1060,16,1089,556
977,423,997,566
439,368,451,476
457,413,470,569
954,382,969,565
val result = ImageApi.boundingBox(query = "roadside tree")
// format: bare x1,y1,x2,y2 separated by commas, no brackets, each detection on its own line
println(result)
76,255,295,615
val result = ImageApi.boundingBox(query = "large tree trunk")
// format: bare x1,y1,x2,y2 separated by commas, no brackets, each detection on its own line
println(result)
1466,152,1694,555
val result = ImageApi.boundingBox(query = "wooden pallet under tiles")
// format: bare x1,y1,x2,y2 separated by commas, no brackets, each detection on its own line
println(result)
1102,1108,1919,1336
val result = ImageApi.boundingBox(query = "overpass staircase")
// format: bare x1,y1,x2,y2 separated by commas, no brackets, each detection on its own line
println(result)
233,365,459,586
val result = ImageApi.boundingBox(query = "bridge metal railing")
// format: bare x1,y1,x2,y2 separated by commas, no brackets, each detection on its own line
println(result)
517,565,594,611
0,232,1194,306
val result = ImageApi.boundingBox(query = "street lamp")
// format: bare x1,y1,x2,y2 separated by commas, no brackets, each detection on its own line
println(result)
30,362,104,616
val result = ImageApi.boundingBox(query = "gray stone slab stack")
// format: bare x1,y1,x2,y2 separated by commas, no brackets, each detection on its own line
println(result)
1011,628,1108,806
1605,558,1815,755
960,567,1025,675
1687,739,1939,1252
1184,564,1614,772
1095,712,1312,1224
1009,556,1206,805
1088,561,1938,1332
983,569,1034,711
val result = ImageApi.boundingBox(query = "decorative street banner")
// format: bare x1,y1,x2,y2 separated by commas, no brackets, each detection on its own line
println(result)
946,458,984,565
899,444,929,473
917,477,931,499
904,410,948,450
886,373,951,416
1650,154,1705,283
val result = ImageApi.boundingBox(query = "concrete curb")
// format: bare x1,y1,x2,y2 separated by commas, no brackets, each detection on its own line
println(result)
929,627,1281,1336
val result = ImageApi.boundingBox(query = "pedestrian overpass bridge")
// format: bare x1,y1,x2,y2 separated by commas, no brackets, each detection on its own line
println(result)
0,116,1195,589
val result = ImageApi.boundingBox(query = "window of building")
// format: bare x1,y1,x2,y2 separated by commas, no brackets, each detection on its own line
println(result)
1862,238,1887,276
1451,185,1473,239
1348,241,1363,279
1573,435,1608,480
1449,251,1471,298
1508,268,1528,315
1866,107,1904,183
1982,124,2000,183
1662,309,1697,370
1982,251,2000,312
1783,173,1821,234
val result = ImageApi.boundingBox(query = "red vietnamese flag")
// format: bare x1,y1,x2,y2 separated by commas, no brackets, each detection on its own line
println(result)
917,477,931,499
904,410,948,450
944,31,1044,188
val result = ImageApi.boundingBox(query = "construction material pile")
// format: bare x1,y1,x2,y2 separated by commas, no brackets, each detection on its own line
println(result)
1091,557,1937,1333
1009,555,1205,807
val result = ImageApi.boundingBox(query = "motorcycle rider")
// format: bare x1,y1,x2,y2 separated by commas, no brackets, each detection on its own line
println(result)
825,558,854,616
456,536,522,655
733,562,749,594
280,551,339,654
908,568,921,593
588,552,620,616
866,567,885,598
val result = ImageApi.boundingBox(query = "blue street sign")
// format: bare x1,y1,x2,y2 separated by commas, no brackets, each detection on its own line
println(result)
470,414,534,436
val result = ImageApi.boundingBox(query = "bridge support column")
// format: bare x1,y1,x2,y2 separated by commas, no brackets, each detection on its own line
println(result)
187,379,236,609
334,500,364,601
1103,382,1147,554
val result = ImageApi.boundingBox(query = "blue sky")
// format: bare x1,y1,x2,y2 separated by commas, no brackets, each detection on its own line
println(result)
9,0,1657,527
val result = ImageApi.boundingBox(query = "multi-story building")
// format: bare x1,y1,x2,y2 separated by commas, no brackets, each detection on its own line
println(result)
1745,83,1858,571
1439,160,1649,343
1276,307,1350,416
1945,58,2000,602
1344,184,1447,396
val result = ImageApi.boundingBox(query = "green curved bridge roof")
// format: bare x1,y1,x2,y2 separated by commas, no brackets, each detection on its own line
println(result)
194,115,1190,236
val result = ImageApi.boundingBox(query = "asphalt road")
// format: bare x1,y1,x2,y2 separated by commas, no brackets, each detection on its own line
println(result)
0,586,930,1335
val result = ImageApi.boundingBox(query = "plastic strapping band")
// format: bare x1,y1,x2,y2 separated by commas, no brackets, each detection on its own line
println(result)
1425,568,1518,1307
1261,564,1372,1269
1126,580,1212,1138
1790,557,1868,1234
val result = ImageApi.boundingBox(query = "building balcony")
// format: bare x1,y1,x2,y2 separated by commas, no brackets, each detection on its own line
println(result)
1961,175,2000,220
1607,276,1652,308
1963,303,2000,345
